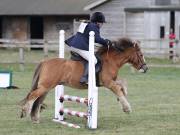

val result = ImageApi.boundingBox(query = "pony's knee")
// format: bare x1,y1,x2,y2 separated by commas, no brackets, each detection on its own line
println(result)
106,80,124,97
116,79,128,96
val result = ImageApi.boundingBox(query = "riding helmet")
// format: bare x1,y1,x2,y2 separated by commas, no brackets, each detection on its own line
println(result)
90,12,106,23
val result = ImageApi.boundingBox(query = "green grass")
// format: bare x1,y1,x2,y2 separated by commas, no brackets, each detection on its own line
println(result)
0,50,180,135
0,65,180,135
146,57,180,65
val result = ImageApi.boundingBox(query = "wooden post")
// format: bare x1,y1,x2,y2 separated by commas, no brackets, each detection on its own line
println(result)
44,40,48,58
19,47,24,71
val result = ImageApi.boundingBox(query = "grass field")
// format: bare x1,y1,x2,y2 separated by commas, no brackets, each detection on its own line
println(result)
0,50,180,135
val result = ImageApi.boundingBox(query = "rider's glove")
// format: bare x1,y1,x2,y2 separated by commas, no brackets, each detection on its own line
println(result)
105,39,112,46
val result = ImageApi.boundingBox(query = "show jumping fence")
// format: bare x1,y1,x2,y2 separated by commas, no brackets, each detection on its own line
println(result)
52,30,98,129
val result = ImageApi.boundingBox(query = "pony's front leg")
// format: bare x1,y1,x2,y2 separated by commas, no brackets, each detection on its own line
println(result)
108,80,132,113
115,78,128,96
30,93,48,124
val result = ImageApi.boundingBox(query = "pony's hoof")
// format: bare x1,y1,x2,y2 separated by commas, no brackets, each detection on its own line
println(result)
32,120,40,124
31,116,40,124
123,106,132,114
20,110,26,118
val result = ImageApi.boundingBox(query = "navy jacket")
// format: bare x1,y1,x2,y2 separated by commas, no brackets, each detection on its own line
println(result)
65,22,108,51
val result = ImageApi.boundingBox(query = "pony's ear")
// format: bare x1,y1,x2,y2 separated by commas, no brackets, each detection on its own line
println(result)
133,40,140,48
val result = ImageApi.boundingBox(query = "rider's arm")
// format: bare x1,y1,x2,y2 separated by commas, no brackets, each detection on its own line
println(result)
88,23,108,46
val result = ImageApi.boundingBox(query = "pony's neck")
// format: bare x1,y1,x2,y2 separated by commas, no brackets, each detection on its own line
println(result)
102,50,129,70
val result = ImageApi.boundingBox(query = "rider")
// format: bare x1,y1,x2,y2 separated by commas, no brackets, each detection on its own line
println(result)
65,12,112,84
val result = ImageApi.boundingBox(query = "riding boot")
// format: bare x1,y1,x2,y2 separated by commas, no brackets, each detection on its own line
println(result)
95,62,101,73
80,62,89,84
95,53,102,73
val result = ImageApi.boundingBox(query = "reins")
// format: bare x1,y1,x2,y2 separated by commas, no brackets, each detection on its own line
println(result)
106,44,110,57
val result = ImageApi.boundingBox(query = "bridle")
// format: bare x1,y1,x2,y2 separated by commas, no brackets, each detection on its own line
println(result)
136,50,146,70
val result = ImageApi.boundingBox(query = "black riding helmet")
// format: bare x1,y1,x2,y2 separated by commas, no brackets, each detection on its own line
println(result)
90,12,106,23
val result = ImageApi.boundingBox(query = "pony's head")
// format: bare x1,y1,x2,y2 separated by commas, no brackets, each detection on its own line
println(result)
111,38,148,73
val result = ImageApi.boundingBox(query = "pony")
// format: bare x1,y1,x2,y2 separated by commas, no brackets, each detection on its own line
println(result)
19,37,148,123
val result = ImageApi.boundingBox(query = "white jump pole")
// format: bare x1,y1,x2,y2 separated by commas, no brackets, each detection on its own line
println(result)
87,31,98,129
54,30,65,120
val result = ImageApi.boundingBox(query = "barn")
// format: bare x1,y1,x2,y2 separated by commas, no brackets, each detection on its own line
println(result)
85,0,180,50
0,0,93,41
0,0,180,54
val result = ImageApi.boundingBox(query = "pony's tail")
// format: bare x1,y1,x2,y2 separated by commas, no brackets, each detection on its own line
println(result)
19,62,42,106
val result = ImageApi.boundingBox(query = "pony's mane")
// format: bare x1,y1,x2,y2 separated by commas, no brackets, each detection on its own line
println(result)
98,38,134,55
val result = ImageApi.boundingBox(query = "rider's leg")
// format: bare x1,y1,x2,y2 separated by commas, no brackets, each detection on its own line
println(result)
70,47,97,64
80,62,89,84
70,47,97,84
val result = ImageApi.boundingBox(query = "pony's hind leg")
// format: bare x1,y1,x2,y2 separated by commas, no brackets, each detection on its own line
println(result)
21,86,47,119
21,97,37,118
30,92,48,123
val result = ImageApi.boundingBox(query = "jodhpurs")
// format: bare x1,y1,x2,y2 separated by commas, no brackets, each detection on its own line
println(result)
69,47,97,64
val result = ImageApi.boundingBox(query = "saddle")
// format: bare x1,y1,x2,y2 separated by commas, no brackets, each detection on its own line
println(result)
70,51,102,86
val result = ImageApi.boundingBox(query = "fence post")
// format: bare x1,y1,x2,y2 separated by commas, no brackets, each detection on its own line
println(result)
87,31,98,129
172,39,179,63
44,40,48,58
55,30,65,120
19,47,24,71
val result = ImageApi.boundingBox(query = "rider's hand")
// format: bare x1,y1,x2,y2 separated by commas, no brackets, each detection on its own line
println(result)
105,39,112,46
